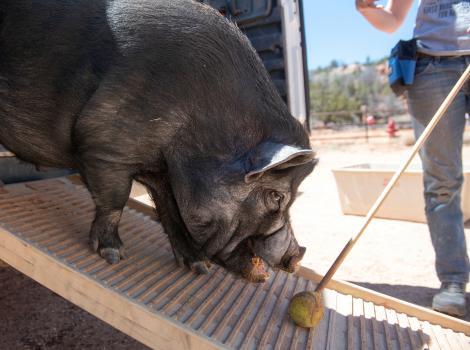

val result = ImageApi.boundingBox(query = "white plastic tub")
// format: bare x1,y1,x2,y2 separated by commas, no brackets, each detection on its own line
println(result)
332,163,470,223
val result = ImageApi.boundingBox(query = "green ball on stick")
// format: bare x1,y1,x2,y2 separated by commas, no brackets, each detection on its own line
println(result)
288,291,324,328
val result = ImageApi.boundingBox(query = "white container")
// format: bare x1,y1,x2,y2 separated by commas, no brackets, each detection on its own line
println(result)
332,163,470,223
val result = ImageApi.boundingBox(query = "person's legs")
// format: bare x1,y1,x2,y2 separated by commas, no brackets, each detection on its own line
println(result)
407,56,470,316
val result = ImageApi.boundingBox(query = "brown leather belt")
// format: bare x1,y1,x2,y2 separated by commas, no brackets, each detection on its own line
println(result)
417,52,466,59
416,52,436,58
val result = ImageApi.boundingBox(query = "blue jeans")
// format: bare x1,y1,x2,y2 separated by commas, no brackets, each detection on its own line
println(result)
407,55,470,284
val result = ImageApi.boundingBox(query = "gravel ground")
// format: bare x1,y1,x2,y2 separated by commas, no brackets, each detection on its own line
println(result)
0,264,149,350
0,131,469,348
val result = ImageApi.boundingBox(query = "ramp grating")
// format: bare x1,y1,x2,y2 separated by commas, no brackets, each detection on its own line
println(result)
0,178,469,349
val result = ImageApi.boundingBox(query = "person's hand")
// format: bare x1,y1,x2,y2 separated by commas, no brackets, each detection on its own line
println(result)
356,0,379,10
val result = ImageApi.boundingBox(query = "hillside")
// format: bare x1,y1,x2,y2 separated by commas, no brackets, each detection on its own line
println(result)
309,59,407,126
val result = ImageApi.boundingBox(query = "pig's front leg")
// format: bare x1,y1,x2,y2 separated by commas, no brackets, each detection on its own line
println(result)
140,175,210,274
79,161,132,264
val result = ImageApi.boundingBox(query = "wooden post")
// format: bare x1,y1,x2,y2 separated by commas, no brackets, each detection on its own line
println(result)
361,105,369,143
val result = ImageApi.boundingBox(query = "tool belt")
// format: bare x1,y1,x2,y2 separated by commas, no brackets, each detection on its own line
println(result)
388,38,417,97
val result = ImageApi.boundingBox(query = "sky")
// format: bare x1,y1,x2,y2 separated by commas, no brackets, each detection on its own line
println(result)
301,1,420,70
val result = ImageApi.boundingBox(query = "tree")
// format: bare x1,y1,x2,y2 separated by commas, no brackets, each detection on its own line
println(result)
309,57,405,125
329,60,339,69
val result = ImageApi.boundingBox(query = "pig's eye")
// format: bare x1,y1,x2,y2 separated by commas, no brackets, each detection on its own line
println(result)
272,191,282,203
266,190,283,212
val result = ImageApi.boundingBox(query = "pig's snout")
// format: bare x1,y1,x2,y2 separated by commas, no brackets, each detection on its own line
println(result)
279,246,306,273
251,223,306,274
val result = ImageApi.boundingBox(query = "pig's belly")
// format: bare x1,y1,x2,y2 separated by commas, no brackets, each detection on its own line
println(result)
0,119,76,169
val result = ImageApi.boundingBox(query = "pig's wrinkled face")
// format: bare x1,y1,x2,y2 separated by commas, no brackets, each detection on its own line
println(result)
173,142,317,282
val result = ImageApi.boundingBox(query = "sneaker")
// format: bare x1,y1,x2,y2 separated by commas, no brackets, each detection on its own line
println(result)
432,282,467,317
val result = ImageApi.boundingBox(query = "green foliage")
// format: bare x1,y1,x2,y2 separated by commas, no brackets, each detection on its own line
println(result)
310,78,361,124
310,57,404,125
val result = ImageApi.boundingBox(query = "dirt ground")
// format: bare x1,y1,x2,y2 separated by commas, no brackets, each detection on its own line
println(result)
0,128,469,349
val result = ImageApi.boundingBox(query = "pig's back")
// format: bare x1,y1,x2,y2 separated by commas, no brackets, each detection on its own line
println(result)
0,0,116,167
0,0,301,169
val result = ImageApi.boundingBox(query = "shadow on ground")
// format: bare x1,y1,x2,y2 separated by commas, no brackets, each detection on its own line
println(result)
352,282,470,322
0,265,149,350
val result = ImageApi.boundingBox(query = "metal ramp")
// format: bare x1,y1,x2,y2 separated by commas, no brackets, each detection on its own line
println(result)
0,178,469,349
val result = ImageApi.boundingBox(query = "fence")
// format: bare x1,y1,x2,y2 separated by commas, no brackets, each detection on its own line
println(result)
309,108,412,142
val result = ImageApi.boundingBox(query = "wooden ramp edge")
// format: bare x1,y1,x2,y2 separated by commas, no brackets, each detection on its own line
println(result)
0,178,468,350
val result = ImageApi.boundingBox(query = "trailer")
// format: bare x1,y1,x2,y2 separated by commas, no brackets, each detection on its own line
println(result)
0,175,469,349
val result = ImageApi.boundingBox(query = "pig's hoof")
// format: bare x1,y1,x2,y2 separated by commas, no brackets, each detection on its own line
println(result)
91,238,100,253
89,237,126,264
171,249,186,268
100,247,122,265
189,260,211,274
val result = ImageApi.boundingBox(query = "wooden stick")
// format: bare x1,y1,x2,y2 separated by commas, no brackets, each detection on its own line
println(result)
315,64,470,293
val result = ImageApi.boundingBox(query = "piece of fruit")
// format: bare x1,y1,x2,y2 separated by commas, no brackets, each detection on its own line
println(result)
242,256,270,283
288,291,324,328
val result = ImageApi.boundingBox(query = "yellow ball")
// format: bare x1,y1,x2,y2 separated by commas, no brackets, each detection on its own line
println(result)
288,291,324,328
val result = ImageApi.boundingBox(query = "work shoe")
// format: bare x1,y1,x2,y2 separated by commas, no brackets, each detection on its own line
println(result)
432,282,467,317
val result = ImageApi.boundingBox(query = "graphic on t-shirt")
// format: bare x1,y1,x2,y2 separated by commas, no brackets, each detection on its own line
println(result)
422,0,470,19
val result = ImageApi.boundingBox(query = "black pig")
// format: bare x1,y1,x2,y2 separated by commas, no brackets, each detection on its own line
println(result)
0,0,316,281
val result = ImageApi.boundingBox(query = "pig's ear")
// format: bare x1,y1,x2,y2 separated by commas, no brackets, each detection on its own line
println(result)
245,142,317,183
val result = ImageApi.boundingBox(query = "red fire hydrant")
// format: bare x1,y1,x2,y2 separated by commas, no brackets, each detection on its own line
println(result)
387,118,397,137
366,115,376,125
